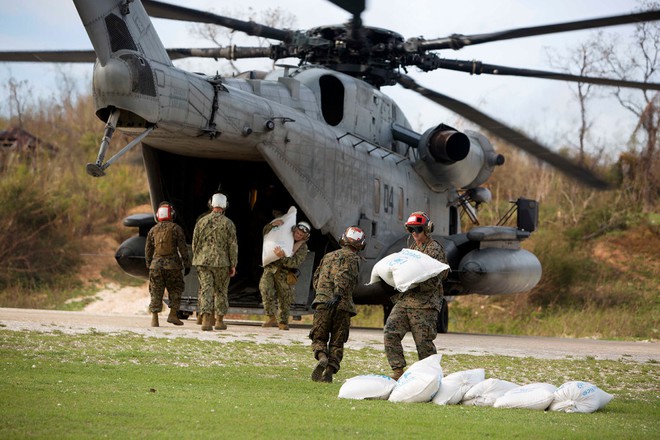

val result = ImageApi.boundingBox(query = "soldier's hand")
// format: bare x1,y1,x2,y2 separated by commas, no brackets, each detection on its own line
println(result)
325,295,341,309
184,267,191,276
274,246,285,258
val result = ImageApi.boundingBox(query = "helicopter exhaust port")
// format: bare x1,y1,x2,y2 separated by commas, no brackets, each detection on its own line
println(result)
408,124,504,192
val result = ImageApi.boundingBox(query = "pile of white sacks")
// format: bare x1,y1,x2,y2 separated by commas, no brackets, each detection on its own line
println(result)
338,354,613,413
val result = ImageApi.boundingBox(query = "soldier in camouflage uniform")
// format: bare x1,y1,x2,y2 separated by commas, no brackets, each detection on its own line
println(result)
309,226,366,383
260,220,311,330
384,211,448,380
192,193,238,331
145,202,191,327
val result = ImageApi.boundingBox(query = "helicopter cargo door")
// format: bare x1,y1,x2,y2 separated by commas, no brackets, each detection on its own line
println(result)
291,252,315,312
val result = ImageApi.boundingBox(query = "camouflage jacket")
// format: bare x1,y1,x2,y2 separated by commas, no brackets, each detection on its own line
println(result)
145,221,191,270
192,212,238,268
393,238,447,310
262,222,309,274
312,246,360,316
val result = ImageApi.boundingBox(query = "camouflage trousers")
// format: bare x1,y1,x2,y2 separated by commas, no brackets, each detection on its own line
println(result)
259,269,294,323
148,268,184,312
309,307,351,372
383,306,438,370
196,266,230,315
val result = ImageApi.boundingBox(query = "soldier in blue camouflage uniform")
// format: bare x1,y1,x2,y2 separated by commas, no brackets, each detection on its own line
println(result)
145,202,191,327
384,211,448,380
260,220,311,330
192,193,238,331
309,226,366,383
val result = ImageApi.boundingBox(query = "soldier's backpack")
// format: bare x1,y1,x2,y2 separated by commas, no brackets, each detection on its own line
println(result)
153,225,174,256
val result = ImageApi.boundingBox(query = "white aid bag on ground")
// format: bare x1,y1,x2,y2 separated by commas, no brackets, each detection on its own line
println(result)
388,354,443,403
262,206,297,266
369,249,450,292
462,378,520,407
494,382,557,410
338,375,397,400
548,381,613,413
432,368,485,405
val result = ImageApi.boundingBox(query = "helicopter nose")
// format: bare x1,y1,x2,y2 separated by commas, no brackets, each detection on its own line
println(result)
93,57,133,96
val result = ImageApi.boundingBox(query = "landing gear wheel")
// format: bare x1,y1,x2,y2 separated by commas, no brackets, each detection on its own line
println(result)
176,310,191,320
437,298,449,334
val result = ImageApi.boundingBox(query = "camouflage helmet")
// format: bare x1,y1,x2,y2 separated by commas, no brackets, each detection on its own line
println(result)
339,226,366,251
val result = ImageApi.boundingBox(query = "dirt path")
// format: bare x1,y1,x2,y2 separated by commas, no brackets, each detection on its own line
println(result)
1,307,657,363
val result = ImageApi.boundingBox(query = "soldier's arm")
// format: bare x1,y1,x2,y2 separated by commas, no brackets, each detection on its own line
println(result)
280,244,308,269
145,230,154,268
176,226,191,268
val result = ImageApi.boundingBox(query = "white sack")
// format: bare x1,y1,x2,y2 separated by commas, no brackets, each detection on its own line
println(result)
462,378,520,407
432,368,485,405
389,354,443,403
261,206,297,266
494,382,557,410
548,381,613,413
338,375,397,400
369,249,450,292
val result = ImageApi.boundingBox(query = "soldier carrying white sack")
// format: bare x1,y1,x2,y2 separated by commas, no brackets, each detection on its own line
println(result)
384,211,448,380
259,219,311,330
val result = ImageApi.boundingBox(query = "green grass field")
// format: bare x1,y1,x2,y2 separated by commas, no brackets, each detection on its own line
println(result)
1,329,658,439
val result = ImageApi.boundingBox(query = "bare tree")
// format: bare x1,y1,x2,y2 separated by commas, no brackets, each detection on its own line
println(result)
192,7,297,75
548,33,607,168
593,0,660,210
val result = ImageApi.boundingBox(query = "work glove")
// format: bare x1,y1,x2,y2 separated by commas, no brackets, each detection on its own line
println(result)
184,267,191,276
325,295,341,309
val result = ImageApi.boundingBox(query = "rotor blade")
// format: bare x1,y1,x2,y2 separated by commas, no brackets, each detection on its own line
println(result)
142,0,292,42
328,0,366,36
327,0,365,17
397,75,610,189
436,59,660,91
0,47,272,63
166,47,271,60
0,50,97,63
420,10,660,51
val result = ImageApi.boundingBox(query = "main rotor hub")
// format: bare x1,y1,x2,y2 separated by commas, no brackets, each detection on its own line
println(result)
300,25,406,87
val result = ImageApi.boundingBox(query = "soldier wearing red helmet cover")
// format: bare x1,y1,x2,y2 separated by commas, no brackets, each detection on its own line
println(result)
384,211,448,380
145,202,191,327
309,226,366,383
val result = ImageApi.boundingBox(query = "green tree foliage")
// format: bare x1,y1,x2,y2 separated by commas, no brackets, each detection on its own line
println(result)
0,166,79,289
0,89,148,300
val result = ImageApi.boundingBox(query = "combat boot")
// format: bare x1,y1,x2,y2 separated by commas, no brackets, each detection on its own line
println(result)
391,367,405,381
311,353,328,382
214,314,227,330
322,365,337,383
167,308,183,326
196,313,202,325
262,315,277,327
201,313,213,331
278,321,289,331
151,312,159,327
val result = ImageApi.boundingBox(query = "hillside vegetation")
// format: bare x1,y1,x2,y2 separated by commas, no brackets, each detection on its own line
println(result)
0,91,657,340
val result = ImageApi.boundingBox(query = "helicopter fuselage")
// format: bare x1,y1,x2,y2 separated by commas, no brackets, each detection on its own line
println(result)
76,0,541,323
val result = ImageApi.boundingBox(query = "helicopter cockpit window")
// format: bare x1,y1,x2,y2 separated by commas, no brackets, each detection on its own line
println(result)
319,75,344,126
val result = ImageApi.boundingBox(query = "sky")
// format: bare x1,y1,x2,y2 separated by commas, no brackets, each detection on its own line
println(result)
0,0,654,158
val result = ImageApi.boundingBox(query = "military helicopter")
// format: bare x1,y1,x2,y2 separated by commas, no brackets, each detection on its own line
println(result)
2,1,658,331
